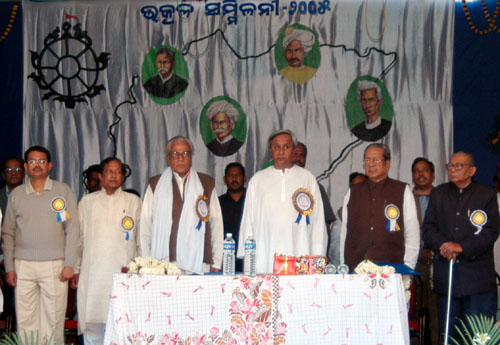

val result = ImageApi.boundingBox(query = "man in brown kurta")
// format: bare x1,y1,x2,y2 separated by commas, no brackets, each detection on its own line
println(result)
340,143,420,271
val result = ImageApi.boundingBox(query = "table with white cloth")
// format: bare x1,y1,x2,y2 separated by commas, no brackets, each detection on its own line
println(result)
104,274,410,345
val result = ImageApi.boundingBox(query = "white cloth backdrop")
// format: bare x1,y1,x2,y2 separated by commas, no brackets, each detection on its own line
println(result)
23,0,454,209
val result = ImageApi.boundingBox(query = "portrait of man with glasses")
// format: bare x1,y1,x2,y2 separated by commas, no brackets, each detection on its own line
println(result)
340,143,420,271
140,136,223,273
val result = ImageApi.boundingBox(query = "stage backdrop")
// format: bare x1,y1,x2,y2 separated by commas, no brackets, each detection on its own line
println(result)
23,0,454,208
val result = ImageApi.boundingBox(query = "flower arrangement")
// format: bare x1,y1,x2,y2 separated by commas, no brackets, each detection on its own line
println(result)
354,260,412,302
122,257,181,275
354,260,395,275
451,314,499,345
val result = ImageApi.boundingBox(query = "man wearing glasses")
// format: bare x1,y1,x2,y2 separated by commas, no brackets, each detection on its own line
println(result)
1,145,81,344
340,143,420,271
140,136,223,273
0,156,25,220
423,152,499,340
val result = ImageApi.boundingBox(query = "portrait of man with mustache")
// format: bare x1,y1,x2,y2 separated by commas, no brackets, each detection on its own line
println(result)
143,47,188,99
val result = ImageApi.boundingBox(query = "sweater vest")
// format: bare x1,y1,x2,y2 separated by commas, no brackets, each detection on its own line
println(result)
149,172,215,265
345,178,406,269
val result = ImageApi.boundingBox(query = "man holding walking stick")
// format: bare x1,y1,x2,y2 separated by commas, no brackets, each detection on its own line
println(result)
423,152,499,342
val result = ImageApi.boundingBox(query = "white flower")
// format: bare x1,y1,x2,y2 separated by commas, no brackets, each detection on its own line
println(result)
473,333,491,345
125,256,180,275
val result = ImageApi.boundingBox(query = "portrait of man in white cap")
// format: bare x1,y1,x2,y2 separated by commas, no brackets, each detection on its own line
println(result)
204,99,245,156
278,26,319,84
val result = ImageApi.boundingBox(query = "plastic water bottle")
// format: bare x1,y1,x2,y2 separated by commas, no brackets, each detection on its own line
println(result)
223,233,235,275
244,233,256,276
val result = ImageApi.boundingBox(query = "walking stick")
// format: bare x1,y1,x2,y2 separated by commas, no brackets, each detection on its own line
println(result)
443,259,454,345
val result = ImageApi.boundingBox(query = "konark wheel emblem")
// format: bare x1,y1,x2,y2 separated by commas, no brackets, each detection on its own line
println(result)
28,22,110,109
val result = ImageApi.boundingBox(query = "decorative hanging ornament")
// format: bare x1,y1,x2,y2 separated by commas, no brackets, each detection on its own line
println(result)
0,4,19,42
462,0,500,35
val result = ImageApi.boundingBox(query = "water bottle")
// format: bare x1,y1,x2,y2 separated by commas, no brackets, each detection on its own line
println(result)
244,233,256,276
223,233,235,275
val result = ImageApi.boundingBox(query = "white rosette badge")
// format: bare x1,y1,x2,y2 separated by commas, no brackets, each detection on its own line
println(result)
195,195,209,230
384,204,401,232
470,209,487,235
51,197,70,222
292,188,314,225
121,216,134,240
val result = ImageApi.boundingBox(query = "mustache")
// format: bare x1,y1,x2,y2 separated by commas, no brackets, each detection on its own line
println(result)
159,67,171,73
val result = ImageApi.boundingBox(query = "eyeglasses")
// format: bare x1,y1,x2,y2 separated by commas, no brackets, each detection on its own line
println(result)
4,167,23,173
363,158,384,164
27,159,48,166
446,163,472,171
168,151,191,159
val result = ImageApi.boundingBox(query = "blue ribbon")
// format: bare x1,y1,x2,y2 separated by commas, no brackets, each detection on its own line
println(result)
295,213,302,224
126,232,129,241
386,221,390,230
57,213,62,222
196,219,202,230
295,214,311,225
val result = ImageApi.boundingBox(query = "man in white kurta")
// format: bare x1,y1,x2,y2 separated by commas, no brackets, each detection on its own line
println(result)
237,130,327,273
75,158,141,345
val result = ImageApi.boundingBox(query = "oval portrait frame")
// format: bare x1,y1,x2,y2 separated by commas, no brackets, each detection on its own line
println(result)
142,46,189,105
199,95,247,157
275,24,321,84
345,76,394,141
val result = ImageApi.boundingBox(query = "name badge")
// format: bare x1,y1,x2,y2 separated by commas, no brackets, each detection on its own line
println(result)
51,197,70,222
292,188,314,225
385,204,400,232
121,216,135,240
470,209,487,235
195,195,209,230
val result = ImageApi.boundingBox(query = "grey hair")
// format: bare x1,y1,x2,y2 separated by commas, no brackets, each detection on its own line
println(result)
166,136,194,155
357,80,382,100
364,143,391,161
268,129,298,149
206,100,239,123
453,151,476,166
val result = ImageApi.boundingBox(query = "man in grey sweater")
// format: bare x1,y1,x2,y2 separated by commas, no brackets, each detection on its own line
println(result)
1,146,81,344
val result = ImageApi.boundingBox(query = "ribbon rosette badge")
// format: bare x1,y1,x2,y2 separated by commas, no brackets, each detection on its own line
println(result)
470,209,487,235
51,197,70,222
121,216,134,240
384,204,400,232
195,195,209,230
292,188,314,225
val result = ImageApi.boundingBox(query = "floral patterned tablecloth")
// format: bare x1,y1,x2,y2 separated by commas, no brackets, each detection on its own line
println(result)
104,274,409,345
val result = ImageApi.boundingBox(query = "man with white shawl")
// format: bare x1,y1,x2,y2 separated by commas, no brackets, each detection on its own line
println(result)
140,136,223,273
75,158,141,345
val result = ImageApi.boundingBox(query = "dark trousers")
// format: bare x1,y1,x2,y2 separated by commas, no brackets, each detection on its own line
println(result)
437,288,497,344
